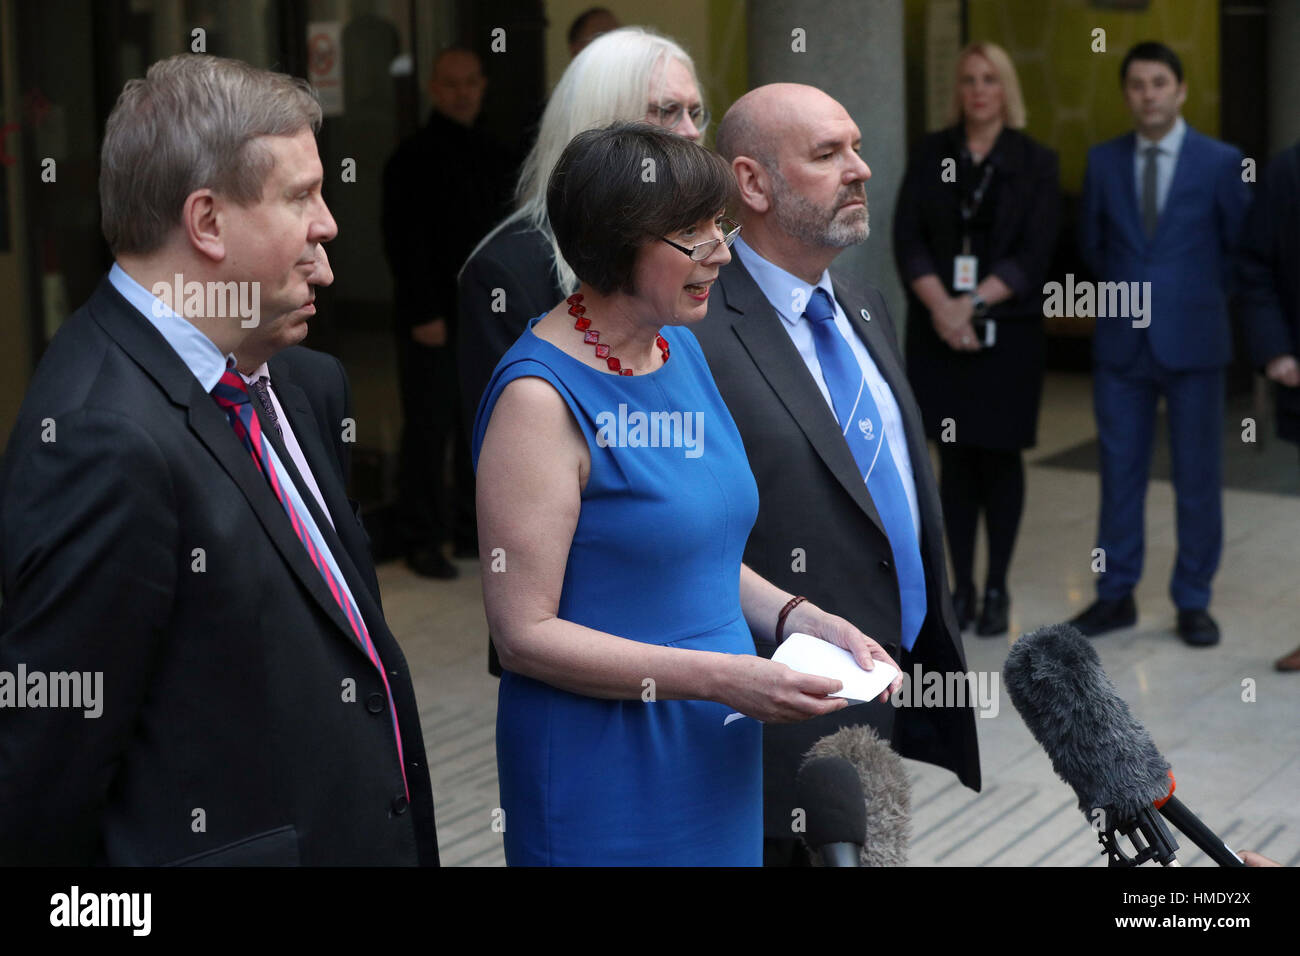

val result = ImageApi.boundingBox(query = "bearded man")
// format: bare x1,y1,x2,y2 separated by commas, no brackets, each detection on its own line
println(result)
693,83,980,866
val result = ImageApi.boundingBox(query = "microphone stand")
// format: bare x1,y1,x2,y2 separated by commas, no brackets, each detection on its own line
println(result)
1097,805,1180,867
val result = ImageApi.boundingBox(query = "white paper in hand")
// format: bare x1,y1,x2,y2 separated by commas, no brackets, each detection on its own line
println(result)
723,632,899,725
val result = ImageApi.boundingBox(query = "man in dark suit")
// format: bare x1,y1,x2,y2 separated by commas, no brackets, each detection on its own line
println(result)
0,55,438,865
1237,138,1300,672
697,83,980,865
1072,42,1250,646
381,47,515,579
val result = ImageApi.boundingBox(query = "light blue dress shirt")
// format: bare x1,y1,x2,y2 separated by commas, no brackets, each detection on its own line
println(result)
1133,115,1186,218
108,263,230,391
733,237,921,539
107,264,358,622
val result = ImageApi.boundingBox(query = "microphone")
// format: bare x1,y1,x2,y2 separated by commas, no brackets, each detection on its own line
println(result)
797,725,910,867
797,757,864,866
1004,624,1244,867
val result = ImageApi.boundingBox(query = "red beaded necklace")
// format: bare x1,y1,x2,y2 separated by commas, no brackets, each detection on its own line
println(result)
567,293,669,376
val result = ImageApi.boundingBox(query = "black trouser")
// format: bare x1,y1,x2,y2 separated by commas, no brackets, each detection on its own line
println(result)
938,443,1024,593
396,337,476,553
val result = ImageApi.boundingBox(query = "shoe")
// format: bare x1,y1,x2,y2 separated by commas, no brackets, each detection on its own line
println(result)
406,547,458,579
951,583,976,632
1275,645,1300,672
1069,595,1137,637
1176,609,1219,647
976,587,1009,636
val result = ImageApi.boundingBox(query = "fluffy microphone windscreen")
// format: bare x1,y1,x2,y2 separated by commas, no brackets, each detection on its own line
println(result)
801,725,910,866
1004,623,1171,820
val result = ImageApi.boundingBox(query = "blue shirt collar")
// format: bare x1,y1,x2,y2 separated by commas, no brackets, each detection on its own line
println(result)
733,235,837,327
108,263,233,392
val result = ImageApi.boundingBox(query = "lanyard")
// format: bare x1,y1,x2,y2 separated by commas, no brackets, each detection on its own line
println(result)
959,158,995,255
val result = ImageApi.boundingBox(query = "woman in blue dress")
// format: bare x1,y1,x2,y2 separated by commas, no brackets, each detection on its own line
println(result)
473,123,902,866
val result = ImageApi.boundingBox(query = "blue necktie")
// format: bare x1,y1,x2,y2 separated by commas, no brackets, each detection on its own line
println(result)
804,288,926,651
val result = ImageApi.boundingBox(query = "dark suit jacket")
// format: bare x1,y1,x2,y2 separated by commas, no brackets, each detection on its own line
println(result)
0,278,439,866
1237,141,1300,443
1079,125,1250,370
266,345,381,606
895,125,1060,317
380,110,514,337
457,219,566,441
693,257,981,835
894,126,1060,448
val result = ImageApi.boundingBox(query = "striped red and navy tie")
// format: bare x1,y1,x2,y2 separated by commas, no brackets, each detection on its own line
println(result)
212,366,408,797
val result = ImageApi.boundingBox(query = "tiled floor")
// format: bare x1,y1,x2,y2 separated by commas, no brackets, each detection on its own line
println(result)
384,370,1300,866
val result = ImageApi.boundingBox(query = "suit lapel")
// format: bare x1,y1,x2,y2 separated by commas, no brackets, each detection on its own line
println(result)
1118,132,1148,247
833,275,957,632
986,131,1024,262
244,388,388,650
1152,126,1198,244
720,259,886,535
264,364,345,510
192,386,365,649
263,361,383,606
88,281,368,655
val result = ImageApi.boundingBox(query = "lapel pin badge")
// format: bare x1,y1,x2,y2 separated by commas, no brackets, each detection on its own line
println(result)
860,308,871,322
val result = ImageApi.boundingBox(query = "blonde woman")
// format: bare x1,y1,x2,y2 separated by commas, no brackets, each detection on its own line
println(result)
893,42,1060,637
456,26,710,448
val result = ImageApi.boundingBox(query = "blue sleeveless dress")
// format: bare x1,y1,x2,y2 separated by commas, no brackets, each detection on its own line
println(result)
472,317,763,866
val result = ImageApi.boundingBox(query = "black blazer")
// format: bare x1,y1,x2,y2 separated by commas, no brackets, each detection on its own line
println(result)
693,257,981,832
1238,141,1300,443
0,278,439,865
894,125,1059,315
380,110,514,336
893,126,1060,449
267,345,381,606
456,220,566,441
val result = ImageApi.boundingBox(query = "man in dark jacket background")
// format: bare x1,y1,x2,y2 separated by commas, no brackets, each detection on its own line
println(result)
381,47,514,579
1237,138,1300,672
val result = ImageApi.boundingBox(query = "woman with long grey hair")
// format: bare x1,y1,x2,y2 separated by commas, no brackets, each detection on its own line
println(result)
456,26,709,448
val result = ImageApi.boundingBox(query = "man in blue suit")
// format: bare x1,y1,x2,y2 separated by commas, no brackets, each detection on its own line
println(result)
1072,42,1250,646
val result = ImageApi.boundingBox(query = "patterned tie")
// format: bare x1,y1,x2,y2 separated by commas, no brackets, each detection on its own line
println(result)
249,375,283,440
804,289,927,651
212,364,408,797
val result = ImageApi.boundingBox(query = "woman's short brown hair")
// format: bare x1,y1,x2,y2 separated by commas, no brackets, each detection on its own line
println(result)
100,54,322,256
546,122,735,296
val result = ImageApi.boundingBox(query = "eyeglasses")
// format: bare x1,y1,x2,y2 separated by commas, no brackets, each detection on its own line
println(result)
647,101,710,134
660,217,741,261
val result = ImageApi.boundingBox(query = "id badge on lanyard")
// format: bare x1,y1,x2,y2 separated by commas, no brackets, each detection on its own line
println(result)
954,160,994,292
954,237,978,291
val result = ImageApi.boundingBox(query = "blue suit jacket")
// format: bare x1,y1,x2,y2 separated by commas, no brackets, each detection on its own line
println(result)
1079,125,1250,370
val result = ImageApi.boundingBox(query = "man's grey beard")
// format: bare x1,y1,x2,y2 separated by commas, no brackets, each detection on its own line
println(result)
769,167,870,248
